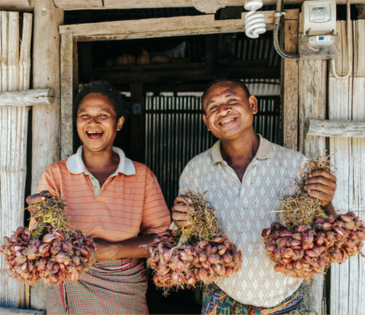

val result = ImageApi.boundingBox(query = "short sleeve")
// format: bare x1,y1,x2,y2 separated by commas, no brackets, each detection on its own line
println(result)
140,168,171,235
37,167,60,197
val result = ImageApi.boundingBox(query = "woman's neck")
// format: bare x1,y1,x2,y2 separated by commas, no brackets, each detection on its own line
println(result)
82,147,120,185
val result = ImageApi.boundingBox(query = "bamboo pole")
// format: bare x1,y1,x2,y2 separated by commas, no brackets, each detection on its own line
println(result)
30,0,63,309
0,10,32,309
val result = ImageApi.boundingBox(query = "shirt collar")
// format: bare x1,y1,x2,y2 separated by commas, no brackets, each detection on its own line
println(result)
66,146,136,175
211,134,273,165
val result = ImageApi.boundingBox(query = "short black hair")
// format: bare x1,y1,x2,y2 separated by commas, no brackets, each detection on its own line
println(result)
74,80,129,123
201,78,251,112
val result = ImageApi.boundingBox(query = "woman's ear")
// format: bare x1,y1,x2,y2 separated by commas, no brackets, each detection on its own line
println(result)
117,116,125,131
248,95,258,114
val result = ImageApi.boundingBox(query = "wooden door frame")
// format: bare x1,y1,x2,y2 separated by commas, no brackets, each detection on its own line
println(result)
59,10,299,159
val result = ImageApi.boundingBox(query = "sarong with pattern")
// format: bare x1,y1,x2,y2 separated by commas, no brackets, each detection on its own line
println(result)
46,258,148,315
202,283,305,315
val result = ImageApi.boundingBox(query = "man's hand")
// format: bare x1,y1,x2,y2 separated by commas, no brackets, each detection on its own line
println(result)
26,190,52,216
305,169,337,214
171,195,193,228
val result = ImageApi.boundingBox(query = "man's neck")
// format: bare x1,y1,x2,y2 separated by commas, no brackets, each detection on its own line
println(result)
220,130,259,181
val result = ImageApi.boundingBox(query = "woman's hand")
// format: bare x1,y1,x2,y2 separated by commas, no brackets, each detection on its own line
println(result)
305,170,337,215
94,239,119,261
171,195,193,228
93,233,157,261
26,190,52,216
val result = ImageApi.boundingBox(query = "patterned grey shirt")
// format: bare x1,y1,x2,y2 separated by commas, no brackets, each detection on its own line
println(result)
179,135,308,307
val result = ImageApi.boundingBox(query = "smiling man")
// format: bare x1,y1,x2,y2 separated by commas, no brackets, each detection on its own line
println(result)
172,78,337,314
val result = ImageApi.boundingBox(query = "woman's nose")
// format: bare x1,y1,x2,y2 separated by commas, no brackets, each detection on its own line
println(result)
88,116,99,124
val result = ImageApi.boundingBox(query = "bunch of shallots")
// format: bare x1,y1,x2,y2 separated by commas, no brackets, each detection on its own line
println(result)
147,191,242,291
148,230,242,289
0,226,96,286
315,212,365,264
0,197,96,285
263,213,365,280
262,155,365,280
262,223,327,280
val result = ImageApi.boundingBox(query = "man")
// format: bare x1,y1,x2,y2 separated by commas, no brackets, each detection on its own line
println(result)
172,78,336,314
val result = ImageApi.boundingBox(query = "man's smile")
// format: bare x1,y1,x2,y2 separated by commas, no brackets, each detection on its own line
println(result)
218,117,238,126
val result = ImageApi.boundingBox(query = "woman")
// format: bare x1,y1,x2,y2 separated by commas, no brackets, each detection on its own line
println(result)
26,80,171,314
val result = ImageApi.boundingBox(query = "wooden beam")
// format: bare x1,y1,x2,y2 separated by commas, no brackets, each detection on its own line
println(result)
30,0,63,310
307,119,365,138
59,10,299,41
0,88,53,106
0,0,33,11
281,10,299,150
0,307,45,314
53,0,365,10
298,12,327,315
60,33,76,160
54,0,102,9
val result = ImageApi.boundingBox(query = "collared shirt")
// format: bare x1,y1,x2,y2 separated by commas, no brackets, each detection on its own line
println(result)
66,146,136,199
179,135,308,308
38,146,171,242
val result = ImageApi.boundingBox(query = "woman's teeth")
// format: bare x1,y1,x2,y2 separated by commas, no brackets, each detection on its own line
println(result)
87,131,103,139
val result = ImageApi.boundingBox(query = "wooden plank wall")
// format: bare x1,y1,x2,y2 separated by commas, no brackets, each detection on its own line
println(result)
329,20,365,314
0,11,32,308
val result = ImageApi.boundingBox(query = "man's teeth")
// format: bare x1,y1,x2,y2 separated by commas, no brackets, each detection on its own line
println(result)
88,131,103,134
221,118,234,125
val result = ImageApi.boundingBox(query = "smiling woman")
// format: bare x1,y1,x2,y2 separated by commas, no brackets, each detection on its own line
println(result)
26,81,171,314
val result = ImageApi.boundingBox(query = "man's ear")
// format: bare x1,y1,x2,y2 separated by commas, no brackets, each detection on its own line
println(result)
117,116,125,131
202,114,210,131
248,95,258,114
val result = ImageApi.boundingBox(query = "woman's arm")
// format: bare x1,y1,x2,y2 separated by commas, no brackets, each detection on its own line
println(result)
94,234,156,261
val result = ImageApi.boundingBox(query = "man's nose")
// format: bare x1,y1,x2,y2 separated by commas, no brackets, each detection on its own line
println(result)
217,104,231,114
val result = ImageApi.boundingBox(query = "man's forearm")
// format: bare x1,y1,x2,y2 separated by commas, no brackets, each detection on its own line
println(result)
324,202,336,216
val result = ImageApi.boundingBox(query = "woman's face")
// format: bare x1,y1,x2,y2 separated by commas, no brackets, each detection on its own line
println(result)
76,93,124,153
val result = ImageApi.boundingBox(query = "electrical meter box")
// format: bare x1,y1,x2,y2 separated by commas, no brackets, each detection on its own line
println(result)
302,0,336,35
299,0,339,60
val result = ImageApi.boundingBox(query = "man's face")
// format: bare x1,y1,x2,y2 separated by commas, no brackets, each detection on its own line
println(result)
202,81,258,141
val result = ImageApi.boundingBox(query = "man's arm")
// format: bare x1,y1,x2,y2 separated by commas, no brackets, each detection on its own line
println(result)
305,169,337,216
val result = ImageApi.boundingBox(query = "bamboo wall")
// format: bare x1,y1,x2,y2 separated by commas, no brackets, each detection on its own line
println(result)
329,19,365,314
0,11,32,308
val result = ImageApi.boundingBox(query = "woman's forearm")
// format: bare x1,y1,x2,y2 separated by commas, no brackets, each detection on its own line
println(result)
94,234,156,261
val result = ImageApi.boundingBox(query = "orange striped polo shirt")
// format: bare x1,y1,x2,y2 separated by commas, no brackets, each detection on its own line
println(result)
37,146,171,242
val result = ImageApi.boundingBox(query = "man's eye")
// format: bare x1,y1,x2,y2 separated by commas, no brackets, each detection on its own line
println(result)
228,99,237,103
99,114,108,118
80,114,89,118
209,106,217,112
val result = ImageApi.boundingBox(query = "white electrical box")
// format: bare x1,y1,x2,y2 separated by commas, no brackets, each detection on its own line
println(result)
299,0,339,59
302,0,336,35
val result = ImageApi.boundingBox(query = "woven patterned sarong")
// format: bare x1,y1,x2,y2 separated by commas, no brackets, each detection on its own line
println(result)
46,258,148,315
202,283,304,315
